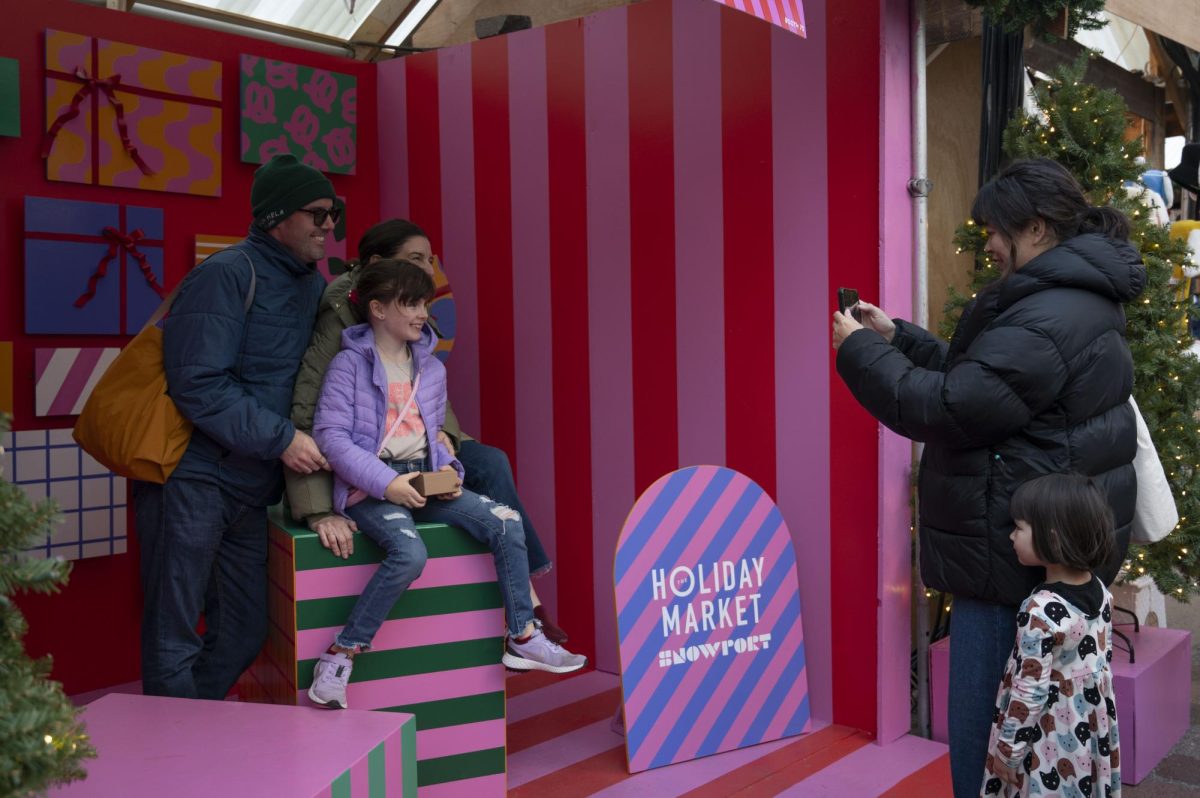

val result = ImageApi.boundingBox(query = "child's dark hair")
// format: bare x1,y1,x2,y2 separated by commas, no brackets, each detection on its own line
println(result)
1010,473,1115,571
352,258,435,319
972,158,1130,272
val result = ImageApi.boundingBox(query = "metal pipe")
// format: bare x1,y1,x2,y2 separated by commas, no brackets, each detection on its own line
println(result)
908,0,933,741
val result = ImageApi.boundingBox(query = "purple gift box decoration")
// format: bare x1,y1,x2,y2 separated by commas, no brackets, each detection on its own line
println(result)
24,196,165,336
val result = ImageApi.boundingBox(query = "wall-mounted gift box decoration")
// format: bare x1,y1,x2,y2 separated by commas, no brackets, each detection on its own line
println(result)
2,428,127,561
25,196,165,336
35,348,120,417
43,29,222,196
240,55,356,175
0,56,18,137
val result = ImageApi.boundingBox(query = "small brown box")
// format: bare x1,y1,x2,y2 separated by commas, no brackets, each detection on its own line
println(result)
412,470,460,497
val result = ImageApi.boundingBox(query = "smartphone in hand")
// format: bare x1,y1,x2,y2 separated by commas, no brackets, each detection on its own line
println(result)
837,287,863,322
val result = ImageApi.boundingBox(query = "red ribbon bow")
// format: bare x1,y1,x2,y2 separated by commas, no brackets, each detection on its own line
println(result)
74,226,167,309
42,67,156,176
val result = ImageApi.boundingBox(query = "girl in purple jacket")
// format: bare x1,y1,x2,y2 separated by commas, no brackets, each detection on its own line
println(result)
308,259,586,709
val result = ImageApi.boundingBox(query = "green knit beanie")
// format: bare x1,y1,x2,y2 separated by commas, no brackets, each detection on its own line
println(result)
250,154,336,229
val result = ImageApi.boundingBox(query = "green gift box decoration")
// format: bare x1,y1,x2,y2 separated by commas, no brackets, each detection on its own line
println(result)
240,54,356,175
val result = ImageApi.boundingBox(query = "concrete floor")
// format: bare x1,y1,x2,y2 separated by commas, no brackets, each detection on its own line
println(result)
1123,596,1200,797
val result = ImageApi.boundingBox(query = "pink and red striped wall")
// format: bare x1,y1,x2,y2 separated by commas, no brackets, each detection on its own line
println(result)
378,0,833,717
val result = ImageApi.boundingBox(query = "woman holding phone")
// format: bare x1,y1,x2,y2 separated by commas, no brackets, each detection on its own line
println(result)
831,158,1144,798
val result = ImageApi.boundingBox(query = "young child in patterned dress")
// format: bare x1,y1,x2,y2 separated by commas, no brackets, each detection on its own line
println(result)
981,474,1121,797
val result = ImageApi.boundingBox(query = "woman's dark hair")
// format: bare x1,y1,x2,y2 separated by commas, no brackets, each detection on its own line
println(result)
1010,473,1115,572
353,258,435,319
355,219,427,264
972,158,1130,269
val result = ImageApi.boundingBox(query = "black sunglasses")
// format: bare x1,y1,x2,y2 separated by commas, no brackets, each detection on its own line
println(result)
296,206,342,226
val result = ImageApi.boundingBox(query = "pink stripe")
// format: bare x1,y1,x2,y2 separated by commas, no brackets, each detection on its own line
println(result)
762,661,810,741
315,785,333,798
507,25,558,611
295,553,495,601
378,59,409,220
415,718,505,760
350,749,371,798
771,10,831,724
618,489,769,691
877,0,916,744
590,723,829,798
506,719,620,788
506,669,618,723
297,664,503,711
614,468,719,602
34,349,52,384
635,529,792,763
49,348,103,416
584,5,634,675
437,45,481,436
417,773,506,798
672,0,726,469
773,734,947,797
296,608,504,661
385,727,405,798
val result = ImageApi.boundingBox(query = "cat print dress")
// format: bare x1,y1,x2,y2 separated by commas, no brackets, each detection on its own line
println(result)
980,580,1121,797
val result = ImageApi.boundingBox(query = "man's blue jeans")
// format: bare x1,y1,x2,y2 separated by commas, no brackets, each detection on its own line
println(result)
135,478,268,700
339,460,534,647
947,596,1019,798
457,440,551,576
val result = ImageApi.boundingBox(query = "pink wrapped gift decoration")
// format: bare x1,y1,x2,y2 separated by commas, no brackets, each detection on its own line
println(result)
43,29,222,196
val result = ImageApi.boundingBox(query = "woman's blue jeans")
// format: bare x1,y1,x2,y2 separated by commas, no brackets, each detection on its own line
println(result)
947,595,1019,798
338,460,533,648
457,440,551,576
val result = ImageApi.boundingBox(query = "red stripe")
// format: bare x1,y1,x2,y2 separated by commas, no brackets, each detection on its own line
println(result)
506,687,620,754
627,0,679,494
879,753,952,797
45,68,223,107
406,53,442,253
677,725,867,798
508,745,627,798
720,6,776,498
471,36,518,461
118,204,127,333
24,231,163,245
91,36,99,186
546,20,596,664
827,0,881,733
504,666,591,698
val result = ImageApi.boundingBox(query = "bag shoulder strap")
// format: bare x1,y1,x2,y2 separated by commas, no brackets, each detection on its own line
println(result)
144,248,257,331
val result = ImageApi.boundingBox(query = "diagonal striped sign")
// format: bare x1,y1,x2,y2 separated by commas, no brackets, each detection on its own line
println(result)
718,0,806,37
34,347,120,417
615,465,810,772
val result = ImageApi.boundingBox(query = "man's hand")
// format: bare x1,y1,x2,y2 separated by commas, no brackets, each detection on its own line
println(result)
436,464,463,500
385,472,426,508
311,514,357,559
281,430,328,474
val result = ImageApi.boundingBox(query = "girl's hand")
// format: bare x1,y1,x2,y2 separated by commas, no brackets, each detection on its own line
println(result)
385,472,426,508
831,311,863,350
436,464,463,500
854,301,896,342
991,757,1022,787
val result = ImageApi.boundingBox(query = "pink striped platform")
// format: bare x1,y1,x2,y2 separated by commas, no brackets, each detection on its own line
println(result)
504,670,951,797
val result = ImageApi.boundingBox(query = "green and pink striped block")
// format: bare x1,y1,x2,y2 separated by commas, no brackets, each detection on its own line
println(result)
240,506,508,796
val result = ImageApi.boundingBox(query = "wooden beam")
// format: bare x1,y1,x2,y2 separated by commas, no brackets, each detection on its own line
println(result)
106,0,135,10
135,0,354,53
349,0,420,61
1105,0,1200,57
1025,36,1160,121
1147,32,1191,140
925,0,983,47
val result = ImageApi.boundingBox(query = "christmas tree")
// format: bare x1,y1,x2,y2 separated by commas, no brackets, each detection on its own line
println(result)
963,0,1106,40
0,415,95,795
945,54,1200,598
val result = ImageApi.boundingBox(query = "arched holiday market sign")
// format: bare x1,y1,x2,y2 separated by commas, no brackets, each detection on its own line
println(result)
614,465,811,773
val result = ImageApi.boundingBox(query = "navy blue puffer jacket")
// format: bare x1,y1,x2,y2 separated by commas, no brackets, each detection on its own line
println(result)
836,234,1146,606
164,227,324,506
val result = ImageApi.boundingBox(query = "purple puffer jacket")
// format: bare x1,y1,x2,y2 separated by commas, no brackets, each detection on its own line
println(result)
313,322,463,515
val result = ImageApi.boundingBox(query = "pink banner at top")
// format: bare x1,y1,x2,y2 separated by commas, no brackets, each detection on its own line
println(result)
717,0,806,37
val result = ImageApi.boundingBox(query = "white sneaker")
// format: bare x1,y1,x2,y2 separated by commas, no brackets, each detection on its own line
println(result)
308,651,353,709
502,629,587,674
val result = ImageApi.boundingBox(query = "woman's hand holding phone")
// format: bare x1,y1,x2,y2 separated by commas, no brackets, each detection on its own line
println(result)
854,301,896,343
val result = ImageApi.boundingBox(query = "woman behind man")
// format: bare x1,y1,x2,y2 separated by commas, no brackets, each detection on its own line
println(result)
832,158,1144,798
286,219,567,642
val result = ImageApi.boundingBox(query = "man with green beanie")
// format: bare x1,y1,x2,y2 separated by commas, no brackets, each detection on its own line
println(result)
136,154,339,700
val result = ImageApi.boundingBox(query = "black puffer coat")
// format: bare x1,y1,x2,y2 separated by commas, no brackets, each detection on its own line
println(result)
837,234,1146,606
